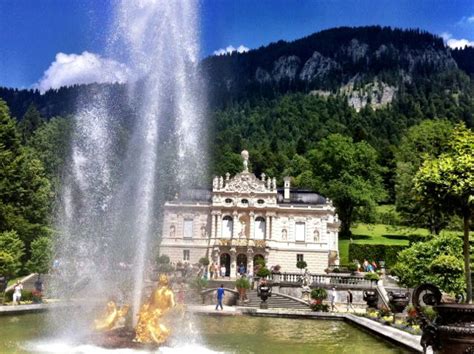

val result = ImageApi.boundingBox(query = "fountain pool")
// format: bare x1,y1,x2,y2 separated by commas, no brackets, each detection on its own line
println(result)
0,313,409,353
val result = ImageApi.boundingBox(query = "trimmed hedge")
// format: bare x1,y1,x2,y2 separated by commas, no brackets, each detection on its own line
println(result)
348,244,408,268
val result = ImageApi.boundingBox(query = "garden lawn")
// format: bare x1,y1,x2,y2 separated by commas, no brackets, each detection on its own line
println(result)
338,223,461,264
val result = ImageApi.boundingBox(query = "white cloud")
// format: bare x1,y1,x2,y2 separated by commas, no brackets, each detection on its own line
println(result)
457,15,474,25
35,51,131,93
213,45,249,56
440,32,474,49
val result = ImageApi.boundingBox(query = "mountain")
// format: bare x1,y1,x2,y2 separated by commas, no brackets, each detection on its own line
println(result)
1,26,474,119
202,26,468,109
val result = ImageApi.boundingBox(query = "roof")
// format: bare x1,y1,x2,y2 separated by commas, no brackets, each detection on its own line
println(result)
277,188,326,205
170,188,326,205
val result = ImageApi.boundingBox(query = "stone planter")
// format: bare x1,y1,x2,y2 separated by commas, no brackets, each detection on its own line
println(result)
388,291,410,313
413,283,474,354
363,290,378,308
431,304,474,354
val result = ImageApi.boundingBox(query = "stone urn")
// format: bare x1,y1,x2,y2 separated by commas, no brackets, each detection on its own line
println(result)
388,291,410,313
257,281,272,309
363,290,378,308
413,283,474,354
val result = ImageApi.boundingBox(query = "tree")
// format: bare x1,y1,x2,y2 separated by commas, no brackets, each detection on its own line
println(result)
18,104,45,143
0,99,51,254
26,237,53,276
395,120,454,233
307,134,386,237
414,124,474,302
0,231,25,278
392,234,465,296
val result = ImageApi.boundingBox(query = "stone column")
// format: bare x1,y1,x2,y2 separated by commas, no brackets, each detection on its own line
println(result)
230,247,237,279
265,214,271,240
216,212,222,238
249,211,255,239
247,247,254,274
232,211,238,239
211,212,216,239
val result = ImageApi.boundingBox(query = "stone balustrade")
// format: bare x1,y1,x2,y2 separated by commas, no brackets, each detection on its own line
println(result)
269,272,377,289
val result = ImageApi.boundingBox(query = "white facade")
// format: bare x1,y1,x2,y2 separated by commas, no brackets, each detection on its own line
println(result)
159,152,340,277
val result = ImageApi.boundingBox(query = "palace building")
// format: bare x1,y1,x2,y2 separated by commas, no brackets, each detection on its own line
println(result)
159,151,340,278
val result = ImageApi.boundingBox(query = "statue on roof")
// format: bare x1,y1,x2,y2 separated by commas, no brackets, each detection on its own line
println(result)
241,150,249,172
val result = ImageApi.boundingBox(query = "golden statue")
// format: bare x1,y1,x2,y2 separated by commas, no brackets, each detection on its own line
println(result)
94,301,130,331
134,274,176,344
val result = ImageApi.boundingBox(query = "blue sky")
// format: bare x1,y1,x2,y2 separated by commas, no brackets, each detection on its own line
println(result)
0,0,473,89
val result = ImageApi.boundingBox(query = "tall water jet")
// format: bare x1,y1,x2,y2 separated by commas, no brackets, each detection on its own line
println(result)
49,0,206,345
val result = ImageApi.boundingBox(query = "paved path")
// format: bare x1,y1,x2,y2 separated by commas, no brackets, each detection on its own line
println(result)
0,302,66,315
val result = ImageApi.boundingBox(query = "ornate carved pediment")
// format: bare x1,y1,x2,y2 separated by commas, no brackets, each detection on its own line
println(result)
222,172,269,193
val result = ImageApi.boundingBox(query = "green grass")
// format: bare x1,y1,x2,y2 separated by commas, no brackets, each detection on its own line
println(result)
339,223,462,264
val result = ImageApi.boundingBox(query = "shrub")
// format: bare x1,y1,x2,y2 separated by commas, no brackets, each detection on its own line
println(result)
199,257,210,266
421,306,437,322
392,234,465,295
235,277,250,290
347,263,358,273
189,277,208,292
310,301,329,312
332,267,340,273
4,290,33,302
364,273,380,281
254,258,266,267
349,244,407,268
257,267,271,278
296,261,307,270
310,287,327,301
156,254,170,265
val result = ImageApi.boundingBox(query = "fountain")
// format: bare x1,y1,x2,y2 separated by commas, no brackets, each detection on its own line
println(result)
47,0,206,349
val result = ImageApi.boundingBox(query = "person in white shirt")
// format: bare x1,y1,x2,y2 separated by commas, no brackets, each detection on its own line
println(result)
220,265,226,277
329,287,337,311
13,281,23,305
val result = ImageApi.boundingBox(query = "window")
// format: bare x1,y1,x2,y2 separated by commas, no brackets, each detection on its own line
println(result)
183,250,190,261
257,199,265,204
222,216,233,238
183,219,193,238
254,217,266,240
225,198,233,204
241,199,249,204
295,222,305,242
297,254,304,262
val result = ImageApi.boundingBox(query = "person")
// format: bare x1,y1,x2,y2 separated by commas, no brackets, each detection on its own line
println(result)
209,263,215,280
215,284,225,310
220,265,226,277
247,268,254,289
329,287,337,312
363,259,369,272
239,263,245,275
346,290,354,312
13,281,23,305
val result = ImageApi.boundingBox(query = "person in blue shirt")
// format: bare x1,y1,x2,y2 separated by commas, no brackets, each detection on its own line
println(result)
215,284,225,310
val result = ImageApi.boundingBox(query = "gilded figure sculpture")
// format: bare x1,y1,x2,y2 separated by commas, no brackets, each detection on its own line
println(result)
94,301,130,332
134,274,176,344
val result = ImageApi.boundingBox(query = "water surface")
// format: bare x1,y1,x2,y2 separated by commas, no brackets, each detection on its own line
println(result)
0,314,409,353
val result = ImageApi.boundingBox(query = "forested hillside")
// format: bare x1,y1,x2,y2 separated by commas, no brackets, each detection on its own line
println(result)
0,26,473,237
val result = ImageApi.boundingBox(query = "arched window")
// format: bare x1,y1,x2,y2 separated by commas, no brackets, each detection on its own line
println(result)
254,217,266,240
222,216,233,238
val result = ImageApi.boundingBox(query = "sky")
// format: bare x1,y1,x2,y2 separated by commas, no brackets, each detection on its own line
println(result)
0,0,473,90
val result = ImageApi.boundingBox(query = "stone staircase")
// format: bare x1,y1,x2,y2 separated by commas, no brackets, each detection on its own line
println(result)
240,290,310,310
